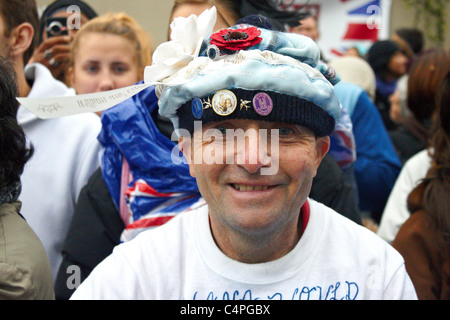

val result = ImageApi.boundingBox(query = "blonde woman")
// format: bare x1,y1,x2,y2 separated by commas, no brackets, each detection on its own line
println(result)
67,12,152,107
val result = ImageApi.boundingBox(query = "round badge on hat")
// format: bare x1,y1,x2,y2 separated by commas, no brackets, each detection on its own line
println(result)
253,92,273,116
212,90,237,116
191,97,203,119
206,45,221,61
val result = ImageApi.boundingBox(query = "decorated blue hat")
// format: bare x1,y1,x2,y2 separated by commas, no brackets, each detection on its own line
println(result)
145,7,341,137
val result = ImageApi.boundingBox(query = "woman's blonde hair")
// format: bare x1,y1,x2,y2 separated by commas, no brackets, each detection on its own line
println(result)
68,12,152,80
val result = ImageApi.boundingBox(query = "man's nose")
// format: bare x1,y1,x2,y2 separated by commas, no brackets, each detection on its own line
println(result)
236,128,271,174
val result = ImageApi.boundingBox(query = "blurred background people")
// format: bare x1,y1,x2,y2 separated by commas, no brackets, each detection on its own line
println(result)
28,0,98,83
378,49,450,243
330,55,376,101
0,0,103,283
393,27,425,70
0,56,54,300
387,75,409,129
392,70,450,300
66,12,152,115
331,55,402,227
55,11,157,299
394,28,425,56
290,11,319,41
367,40,409,130
388,49,450,165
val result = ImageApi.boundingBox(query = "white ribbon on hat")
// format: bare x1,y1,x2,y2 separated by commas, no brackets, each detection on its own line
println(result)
17,83,153,118
17,7,218,119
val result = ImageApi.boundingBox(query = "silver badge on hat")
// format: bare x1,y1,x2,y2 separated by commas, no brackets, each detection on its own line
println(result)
212,90,237,116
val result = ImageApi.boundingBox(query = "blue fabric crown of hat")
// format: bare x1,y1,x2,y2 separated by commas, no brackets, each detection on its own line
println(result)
151,9,341,137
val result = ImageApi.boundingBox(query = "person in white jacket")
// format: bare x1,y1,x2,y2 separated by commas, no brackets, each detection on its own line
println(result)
0,0,102,282
377,149,431,243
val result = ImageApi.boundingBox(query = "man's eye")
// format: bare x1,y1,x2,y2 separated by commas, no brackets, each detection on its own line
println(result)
202,126,227,143
278,127,293,136
215,127,227,135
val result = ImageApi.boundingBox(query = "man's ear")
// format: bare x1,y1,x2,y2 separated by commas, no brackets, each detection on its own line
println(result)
178,136,195,178
314,136,330,171
8,22,34,62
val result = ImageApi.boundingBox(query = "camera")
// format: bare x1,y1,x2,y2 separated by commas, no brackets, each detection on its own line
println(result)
45,17,68,38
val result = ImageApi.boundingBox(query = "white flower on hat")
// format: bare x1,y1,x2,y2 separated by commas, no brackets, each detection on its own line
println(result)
144,6,217,87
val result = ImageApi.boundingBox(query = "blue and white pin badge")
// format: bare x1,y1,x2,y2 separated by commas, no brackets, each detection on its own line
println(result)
253,92,273,116
206,45,221,61
212,90,237,116
191,97,203,119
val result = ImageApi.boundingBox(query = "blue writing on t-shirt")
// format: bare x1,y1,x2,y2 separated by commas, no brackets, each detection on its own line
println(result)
193,281,359,300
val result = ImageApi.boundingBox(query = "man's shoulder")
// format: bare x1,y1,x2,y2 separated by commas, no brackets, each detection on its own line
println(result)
309,199,395,250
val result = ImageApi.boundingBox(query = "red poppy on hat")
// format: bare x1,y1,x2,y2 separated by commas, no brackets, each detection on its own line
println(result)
210,27,262,51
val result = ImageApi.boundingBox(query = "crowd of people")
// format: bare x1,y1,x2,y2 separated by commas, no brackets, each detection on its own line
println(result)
0,0,448,300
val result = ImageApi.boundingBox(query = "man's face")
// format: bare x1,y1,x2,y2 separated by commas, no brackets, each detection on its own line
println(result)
42,10,90,41
184,119,329,238
290,16,319,42
388,51,408,78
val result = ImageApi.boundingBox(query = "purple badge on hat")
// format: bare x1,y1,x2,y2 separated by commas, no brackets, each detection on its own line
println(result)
253,92,273,116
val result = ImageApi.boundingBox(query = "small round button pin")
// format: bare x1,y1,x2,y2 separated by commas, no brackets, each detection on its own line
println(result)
253,92,273,116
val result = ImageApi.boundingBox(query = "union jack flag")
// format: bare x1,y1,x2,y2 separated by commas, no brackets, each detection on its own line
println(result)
283,0,390,60
120,179,205,242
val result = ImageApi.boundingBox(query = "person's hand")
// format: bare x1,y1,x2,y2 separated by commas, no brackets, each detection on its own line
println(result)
28,35,71,82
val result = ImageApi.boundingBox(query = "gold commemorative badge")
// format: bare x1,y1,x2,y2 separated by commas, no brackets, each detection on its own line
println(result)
212,90,237,116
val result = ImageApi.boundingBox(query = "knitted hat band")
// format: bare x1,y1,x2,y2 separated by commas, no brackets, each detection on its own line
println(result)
177,88,335,137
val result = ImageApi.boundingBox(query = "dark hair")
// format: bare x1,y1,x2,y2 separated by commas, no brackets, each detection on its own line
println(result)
300,11,317,21
0,57,34,192
407,49,450,122
0,0,39,65
407,71,450,254
396,28,424,55
366,40,400,77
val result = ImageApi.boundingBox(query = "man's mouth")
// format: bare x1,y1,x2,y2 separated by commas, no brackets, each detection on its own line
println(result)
231,183,272,191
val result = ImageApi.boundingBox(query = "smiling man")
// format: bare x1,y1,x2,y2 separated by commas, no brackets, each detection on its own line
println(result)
183,119,328,264
71,8,417,300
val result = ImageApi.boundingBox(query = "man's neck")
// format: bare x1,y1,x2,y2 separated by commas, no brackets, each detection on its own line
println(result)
209,211,304,264
17,65,31,97
10,59,31,97
17,72,31,97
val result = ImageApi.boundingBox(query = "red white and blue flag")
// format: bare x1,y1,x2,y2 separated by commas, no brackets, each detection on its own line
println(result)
284,0,391,60
120,179,205,242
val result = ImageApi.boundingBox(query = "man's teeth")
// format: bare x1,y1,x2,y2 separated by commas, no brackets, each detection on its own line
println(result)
232,184,269,191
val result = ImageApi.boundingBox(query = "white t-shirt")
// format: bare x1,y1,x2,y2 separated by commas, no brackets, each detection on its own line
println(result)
71,199,417,300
